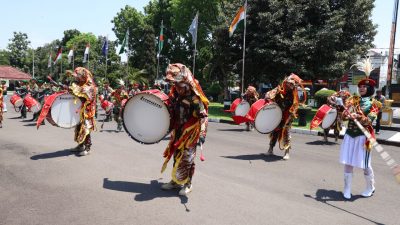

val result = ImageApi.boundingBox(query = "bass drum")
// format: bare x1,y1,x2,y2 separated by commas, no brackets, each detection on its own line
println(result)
247,99,282,134
234,100,250,117
122,89,171,144
47,93,82,128
321,107,338,129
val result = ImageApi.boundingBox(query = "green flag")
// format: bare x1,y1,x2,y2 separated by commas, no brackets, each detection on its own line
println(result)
157,20,164,57
119,30,129,54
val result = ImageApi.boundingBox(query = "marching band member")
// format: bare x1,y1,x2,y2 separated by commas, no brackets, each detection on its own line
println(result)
242,85,259,131
160,63,209,196
340,58,381,199
0,84,4,128
265,74,306,160
110,80,129,131
99,80,113,122
128,83,141,96
323,90,351,142
15,80,29,119
1,80,7,113
67,67,98,156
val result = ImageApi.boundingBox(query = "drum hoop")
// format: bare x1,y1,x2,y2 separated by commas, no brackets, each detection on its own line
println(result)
254,102,282,134
234,100,250,116
122,92,172,144
49,93,82,129
320,107,338,129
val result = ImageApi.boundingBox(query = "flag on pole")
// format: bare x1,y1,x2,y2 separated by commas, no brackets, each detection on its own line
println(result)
188,12,199,46
53,47,62,64
119,31,129,54
83,44,90,63
47,53,52,68
157,20,164,58
229,3,247,37
67,49,74,64
102,37,109,56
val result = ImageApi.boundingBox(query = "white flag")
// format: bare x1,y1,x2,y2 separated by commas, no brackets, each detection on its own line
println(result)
83,44,90,63
68,49,74,64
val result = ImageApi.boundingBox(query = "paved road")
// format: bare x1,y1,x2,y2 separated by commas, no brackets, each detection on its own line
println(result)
1,109,400,225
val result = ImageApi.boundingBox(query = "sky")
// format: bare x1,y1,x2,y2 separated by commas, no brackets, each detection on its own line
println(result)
0,0,398,50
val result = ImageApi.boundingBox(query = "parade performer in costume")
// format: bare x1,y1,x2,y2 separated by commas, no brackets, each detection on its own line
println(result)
1,80,7,113
99,80,113,122
322,90,351,142
110,80,129,131
15,80,29,119
66,68,98,156
242,85,259,131
160,63,209,196
265,73,306,160
128,83,141,96
0,85,4,128
340,58,381,199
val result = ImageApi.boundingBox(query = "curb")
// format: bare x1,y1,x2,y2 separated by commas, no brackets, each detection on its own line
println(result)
209,118,400,147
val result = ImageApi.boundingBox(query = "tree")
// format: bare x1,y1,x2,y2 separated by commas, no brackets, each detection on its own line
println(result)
7,32,30,70
0,50,10,65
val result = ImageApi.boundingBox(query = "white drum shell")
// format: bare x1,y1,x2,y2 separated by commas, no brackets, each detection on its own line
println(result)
321,108,338,129
50,94,82,128
235,100,250,117
254,102,283,134
123,93,170,144
14,99,23,108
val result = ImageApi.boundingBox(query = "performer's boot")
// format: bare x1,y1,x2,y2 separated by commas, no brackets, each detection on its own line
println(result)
0,122,2,128
361,174,375,197
161,180,182,190
71,143,84,152
266,147,273,155
79,136,92,156
283,148,290,160
179,182,193,196
343,173,352,199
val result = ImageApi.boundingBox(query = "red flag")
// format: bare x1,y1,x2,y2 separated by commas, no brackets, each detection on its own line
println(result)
53,47,62,64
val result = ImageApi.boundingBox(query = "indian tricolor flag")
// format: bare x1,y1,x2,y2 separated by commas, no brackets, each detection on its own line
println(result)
229,4,246,37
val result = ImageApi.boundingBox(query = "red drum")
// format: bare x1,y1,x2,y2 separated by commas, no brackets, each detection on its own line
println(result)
10,94,23,107
246,99,283,134
23,94,41,113
310,104,338,130
235,100,250,117
224,98,241,113
99,94,114,112
46,93,82,128
122,89,171,144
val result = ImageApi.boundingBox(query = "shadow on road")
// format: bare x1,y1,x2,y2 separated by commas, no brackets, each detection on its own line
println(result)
99,129,121,133
30,149,75,160
305,140,338,146
217,128,245,132
103,178,190,211
8,116,23,119
23,123,37,127
304,189,384,225
222,153,283,162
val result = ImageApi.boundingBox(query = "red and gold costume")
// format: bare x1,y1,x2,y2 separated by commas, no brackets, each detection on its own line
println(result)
109,83,129,131
160,63,209,195
265,73,306,159
242,86,259,130
322,90,351,141
69,67,97,153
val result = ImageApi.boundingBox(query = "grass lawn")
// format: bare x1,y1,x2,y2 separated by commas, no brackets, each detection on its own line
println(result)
208,102,321,130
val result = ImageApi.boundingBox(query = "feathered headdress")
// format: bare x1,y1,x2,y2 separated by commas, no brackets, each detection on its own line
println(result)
117,79,125,87
355,57,376,87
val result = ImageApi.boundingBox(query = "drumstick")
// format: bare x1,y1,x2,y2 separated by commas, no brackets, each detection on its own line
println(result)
343,106,400,184
200,142,205,161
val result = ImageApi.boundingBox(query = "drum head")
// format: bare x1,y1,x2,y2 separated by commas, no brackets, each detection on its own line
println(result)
50,94,82,128
14,99,23,108
254,102,282,134
234,100,250,117
123,93,170,144
321,108,338,129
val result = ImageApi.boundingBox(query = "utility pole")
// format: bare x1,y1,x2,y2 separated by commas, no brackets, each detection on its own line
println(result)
386,0,399,98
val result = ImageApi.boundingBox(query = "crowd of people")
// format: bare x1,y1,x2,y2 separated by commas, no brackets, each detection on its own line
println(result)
0,61,384,199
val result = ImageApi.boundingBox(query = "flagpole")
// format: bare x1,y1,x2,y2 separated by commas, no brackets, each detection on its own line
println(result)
241,0,247,94
193,13,198,76
72,48,75,69
157,55,160,80
88,42,90,70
